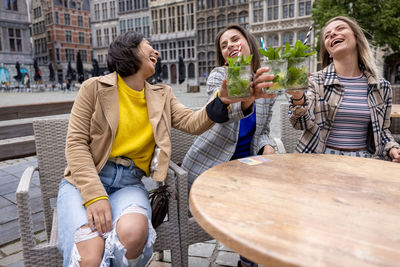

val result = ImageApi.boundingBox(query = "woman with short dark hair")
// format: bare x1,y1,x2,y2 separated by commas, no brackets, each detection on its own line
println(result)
57,30,274,267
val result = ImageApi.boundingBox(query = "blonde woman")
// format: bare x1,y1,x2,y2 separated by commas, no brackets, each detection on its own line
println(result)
288,16,400,162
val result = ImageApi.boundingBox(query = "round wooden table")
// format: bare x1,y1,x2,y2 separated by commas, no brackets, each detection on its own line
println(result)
189,154,400,267
391,104,400,118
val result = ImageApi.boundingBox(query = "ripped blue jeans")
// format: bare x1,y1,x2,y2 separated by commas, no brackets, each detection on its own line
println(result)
57,160,156,267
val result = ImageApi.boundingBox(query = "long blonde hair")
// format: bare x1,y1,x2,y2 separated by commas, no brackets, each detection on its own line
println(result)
320,16,379,79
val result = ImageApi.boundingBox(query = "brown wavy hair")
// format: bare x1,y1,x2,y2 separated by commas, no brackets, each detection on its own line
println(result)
215,24,261,73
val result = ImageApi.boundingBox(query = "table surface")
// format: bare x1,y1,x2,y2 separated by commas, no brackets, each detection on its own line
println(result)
189,154,400,267
392,104,400,118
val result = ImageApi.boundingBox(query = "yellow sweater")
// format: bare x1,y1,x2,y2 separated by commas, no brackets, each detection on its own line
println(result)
109,75,156,175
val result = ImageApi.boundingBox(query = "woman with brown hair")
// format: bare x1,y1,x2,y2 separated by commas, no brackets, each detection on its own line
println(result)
288,16,400,162
182,24,276,267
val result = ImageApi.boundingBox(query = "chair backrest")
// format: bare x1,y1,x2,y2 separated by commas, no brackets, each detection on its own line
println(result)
280,103,303,153
170,128,196,165
33,118,69,235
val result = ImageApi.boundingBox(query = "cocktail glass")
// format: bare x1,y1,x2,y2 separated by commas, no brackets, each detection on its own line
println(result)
261,59,287,94
225,65,251,99
286,57,310,92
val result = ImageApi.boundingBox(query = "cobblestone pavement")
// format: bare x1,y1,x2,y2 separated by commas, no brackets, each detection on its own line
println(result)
0,83,287,266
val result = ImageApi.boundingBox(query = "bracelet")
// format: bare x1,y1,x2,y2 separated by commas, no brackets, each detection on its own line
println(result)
84,196,109,208
292,93,305,102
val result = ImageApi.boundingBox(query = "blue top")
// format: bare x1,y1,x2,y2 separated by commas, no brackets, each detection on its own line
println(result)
231,107,257,160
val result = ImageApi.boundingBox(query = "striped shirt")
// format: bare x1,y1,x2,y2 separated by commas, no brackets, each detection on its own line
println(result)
326,74,370,149
289,63,399,161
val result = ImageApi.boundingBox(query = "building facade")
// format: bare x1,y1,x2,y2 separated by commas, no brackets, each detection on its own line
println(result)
90,0,118,74
150,0,197,85
195,0,249,84
42,0,92,84
0,0,33,86
249,0,316,72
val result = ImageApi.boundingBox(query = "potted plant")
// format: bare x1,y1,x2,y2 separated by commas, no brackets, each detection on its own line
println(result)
225,54,253,99
259,46,287,94
282,40,315,92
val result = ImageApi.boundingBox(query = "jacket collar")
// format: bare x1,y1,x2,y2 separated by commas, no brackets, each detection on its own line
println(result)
97,72,118,134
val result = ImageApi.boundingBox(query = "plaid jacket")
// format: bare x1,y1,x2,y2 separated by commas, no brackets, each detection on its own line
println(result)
289,63,399,160
182,67,275,185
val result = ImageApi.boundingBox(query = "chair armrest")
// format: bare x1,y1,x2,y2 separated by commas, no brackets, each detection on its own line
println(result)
16,166,39,250
273,137,287,154
168,161,189,226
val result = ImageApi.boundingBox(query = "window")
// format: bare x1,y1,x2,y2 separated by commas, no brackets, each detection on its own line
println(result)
239,11,248,29
198,52,206,78
66,31,72,43
110,1,116,18
206,16,215,44
267,34,279,46
152,10,158,34
127,0,132,11
104,28,109,45
168,7,175,32
45,13,52,24
143,17,150,37
56,48,60,61
55,12,59,24
253,1,263,23
118,0,125,12
135,18,141,33
228,0,235,4
98,54,104,64
207,51,215,74
267,0,278,20
77,2,81,10
120,20,126,33
33,7,42,19
111,27,117,41
8,28,22,52
282,0,294,19
78,16,83,27
178,40,185,58
206,0,214,9
188,3,194,30
47,31,51,42
187,39,194,58
78,32,85,44
5,0,18,11
127,19,133,31
66,49,75,62
298,31,307,43
94,4,100,20
177,5,184,31
142,0,148,8
160,8,166,34
228,13,236,24
169,42,176,60
0,29,2,51
96,29,102,46
102,2,107,20
64,14,71,25
197,18,205,45
79,50,87,62
197,0,205,10
282,32,294,45
217,0,225,7
160,42,167,61
217,14,225,33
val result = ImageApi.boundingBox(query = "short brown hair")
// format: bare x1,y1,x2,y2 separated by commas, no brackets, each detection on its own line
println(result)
107,31,144,77
215,25,261,73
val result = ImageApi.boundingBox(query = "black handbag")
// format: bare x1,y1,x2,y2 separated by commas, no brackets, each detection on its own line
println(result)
148,185,170,228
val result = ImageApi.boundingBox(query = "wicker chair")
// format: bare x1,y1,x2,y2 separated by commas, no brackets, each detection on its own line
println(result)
16,118,182,267
170,128,212,267
273,103,303,153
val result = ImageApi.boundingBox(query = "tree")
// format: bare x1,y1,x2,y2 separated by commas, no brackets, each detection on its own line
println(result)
312,0,400,53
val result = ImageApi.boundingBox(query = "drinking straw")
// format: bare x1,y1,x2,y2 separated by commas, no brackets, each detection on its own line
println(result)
260,37,266,51
303,25,313,45
260,37,268,60
238,42,242,57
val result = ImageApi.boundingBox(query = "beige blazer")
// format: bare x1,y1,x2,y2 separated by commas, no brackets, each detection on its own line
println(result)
64,72,214,204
